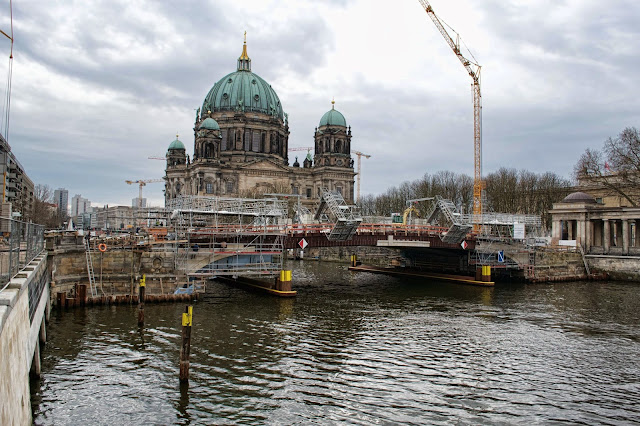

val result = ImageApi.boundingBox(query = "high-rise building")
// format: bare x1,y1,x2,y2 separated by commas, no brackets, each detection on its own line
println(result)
1,134,34,220
53,188,69,219
71,194,91,217
132,197,147,208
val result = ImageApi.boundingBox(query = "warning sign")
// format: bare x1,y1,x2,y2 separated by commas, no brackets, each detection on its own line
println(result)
298,238,308,250
461,240,468,250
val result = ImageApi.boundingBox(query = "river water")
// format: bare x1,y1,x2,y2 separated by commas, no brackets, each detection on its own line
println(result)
32,261,640,425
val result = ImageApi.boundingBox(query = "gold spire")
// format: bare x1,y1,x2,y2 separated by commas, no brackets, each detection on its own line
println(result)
239,31,250,60
331,97,335,110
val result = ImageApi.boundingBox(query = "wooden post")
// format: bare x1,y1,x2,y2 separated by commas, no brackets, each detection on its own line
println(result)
138,274,146,327
77,284,87,307
179,305,193,383
57,291,66,309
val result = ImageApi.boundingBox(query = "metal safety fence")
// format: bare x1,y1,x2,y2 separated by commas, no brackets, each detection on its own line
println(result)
0,217,45,291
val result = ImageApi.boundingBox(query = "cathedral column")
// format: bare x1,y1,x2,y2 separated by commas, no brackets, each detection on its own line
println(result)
603,219,610,254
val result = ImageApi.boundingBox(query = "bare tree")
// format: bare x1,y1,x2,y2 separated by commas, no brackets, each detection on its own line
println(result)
32,184,60,227
574,127,640,206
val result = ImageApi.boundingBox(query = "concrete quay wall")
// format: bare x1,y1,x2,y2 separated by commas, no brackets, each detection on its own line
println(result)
0,253,49,426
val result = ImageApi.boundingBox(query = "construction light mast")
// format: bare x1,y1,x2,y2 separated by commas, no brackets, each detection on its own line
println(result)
418,0,483,222
352,151,371,203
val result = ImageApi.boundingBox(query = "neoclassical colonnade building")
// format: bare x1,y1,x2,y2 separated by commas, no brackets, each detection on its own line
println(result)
550,191,639,255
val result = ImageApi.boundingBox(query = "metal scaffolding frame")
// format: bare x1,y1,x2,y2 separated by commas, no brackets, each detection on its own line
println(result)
315,188,363,241
423,196,473,244
167,195,288,278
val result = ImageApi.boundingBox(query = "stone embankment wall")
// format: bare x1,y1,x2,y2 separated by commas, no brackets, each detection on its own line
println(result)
50,247,184,302
302,246,400,266
529,249,588,282
587,255,640,281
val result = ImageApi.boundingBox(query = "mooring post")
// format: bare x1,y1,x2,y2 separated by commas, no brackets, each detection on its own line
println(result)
138,274,146,326
179,305,193,383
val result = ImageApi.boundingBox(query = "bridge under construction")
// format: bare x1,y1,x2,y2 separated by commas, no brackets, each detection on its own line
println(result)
96,189,550,289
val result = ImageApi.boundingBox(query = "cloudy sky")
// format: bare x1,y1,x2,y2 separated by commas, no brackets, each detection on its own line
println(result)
1,0,638,207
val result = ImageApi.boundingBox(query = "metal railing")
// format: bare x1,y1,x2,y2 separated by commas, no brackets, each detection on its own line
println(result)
0,217,45,291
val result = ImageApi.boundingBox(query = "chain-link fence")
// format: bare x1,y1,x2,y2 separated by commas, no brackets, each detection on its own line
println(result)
0,217,45,291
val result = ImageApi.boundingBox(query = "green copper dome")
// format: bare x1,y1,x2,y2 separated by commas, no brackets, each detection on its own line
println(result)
202,71,284,120
201,38,284,120
319,102,346,127
168,137,185,150
199,117,220,130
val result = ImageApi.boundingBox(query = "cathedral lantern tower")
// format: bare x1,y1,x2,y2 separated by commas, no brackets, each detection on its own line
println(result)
314,100,352,169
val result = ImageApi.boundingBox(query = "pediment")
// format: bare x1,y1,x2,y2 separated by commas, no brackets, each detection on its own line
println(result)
240,158,290,172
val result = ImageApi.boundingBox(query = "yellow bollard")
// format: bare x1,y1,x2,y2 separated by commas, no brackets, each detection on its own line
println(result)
278,270,292,292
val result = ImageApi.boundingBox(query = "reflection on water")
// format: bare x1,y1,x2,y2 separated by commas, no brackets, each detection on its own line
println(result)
32,261,640,424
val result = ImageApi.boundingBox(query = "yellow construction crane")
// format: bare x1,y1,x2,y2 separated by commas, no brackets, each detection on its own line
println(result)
418,0,484,223
352,150,371,202
125,179,164,207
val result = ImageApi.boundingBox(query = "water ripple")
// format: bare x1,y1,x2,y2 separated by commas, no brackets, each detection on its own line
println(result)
32,265,640,424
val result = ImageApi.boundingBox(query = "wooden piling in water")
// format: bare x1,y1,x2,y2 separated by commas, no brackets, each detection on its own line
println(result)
76,284,87,307
56,291,66,309
179,305,193,383
138,274,146,327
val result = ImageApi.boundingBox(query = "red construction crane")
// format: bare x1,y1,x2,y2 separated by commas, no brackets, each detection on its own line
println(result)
418,0,484,223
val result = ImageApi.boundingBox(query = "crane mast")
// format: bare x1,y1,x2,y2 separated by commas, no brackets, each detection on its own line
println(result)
418,0,483,222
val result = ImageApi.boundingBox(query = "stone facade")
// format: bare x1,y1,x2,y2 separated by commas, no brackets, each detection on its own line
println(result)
164,39,356,207
550,194,639,256
549,191,640,280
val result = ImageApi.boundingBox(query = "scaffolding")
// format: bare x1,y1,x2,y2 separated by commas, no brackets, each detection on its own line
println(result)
315,188,363,241
167,195,288,278
423,196,473,244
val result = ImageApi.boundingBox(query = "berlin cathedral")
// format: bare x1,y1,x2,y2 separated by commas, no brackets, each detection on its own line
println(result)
164,36,356,207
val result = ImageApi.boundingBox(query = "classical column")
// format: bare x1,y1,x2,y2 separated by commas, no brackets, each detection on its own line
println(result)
552,220,561,240
603,219,610,253
585,220,592,252
577,220,585,247
622,219,629,254
568,220,574,240
631,220,637,248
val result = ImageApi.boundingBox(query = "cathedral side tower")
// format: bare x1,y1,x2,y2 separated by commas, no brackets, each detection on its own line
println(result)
314,100,352,168
164,135,188,203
